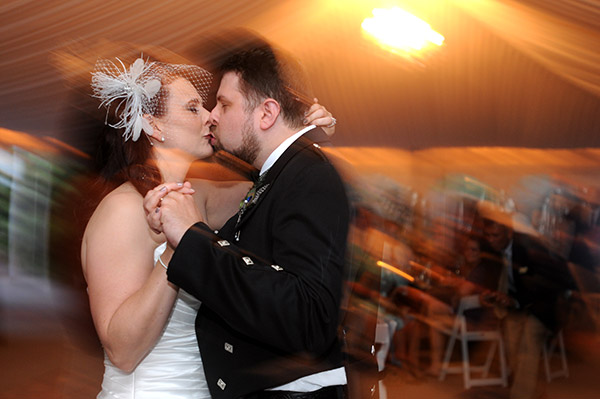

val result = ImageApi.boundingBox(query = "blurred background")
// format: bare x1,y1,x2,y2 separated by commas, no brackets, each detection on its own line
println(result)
1,0,599,398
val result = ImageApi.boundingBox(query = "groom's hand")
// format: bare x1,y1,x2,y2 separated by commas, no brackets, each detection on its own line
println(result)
144,182,202,247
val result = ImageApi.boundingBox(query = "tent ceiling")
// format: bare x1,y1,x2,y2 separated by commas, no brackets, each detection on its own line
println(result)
1,0,599,152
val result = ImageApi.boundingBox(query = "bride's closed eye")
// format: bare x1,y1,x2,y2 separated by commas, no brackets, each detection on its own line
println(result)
187,98,202,114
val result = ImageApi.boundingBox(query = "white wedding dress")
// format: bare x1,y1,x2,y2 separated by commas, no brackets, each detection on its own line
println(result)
97,244,210,399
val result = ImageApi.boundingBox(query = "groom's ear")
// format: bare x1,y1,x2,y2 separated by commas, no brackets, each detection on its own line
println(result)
259,98,280,130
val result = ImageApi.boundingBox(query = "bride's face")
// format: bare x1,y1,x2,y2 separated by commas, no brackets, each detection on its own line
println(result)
154,77,214,160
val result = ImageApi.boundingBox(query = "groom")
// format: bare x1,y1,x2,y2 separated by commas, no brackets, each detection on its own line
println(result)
146,45,350,398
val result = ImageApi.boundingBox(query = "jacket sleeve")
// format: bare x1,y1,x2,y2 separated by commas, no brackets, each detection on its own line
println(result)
167,160,349,356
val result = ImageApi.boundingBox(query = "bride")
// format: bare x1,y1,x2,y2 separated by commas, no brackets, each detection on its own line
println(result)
80,54,336,398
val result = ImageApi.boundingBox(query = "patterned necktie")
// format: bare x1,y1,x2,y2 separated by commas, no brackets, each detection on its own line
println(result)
236,169,269,227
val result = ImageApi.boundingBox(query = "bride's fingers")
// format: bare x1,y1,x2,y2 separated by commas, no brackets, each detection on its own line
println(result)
144,187,166,212
304,106,332,125
171,181,195,195
304,111,336,136
305,103,325,117
142,183,185,234
146,182,194,208
148,211,162,234
158,182,189,193
308,117,330,129
145,196,163,234
144,184,174,216
143,182,196,232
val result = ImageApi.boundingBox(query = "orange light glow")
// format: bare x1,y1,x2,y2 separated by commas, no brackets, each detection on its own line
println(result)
376,260,415,282
362,7,444,57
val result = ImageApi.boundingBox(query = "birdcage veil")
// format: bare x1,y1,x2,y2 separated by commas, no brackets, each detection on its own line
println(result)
91,56,212,142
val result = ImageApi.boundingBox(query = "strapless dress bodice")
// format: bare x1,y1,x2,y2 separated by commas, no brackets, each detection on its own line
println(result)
97,244,209,398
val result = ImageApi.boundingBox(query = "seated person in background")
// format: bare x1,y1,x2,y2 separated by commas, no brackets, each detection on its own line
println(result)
479,204,576,399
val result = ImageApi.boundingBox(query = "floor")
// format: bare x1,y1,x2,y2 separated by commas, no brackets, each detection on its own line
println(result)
1,275,599,399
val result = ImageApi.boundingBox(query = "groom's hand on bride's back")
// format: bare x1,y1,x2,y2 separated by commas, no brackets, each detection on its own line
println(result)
143,182,203,247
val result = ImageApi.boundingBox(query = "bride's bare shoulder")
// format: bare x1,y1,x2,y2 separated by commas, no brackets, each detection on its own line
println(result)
81,182,160,275
96,182,142,211
84,183,146,233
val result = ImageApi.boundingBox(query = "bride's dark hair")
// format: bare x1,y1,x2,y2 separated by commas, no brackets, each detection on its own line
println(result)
96,92,161,195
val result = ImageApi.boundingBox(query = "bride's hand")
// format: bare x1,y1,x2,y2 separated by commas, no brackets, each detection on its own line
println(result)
144,182,195,234
157,189,204,248
303,98,336,137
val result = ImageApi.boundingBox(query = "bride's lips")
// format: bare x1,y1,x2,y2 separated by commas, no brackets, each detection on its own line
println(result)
203,132,215,145
206,125,217,145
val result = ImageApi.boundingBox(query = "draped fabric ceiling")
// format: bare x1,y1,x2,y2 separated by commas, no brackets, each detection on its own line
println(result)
1,0,599,152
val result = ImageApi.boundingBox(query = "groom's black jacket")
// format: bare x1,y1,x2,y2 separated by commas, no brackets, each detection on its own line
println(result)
168,129,350,399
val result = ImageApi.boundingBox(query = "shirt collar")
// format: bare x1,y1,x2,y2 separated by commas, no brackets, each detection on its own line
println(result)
260,125,316,175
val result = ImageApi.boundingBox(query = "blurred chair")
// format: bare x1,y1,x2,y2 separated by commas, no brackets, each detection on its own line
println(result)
375,318,398,399
438,295,508,389
542,329,569,382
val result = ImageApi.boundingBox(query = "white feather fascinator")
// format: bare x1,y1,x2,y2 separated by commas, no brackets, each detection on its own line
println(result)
91,56,212,142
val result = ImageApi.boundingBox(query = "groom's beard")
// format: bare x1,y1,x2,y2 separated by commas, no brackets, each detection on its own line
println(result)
212,116,259,166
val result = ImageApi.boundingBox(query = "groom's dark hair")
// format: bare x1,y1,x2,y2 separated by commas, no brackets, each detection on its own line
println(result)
219,43,313,129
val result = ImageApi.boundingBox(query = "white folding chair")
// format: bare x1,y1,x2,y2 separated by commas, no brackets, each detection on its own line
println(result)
375,318,402,399
438,295,508,389
542,329,569,382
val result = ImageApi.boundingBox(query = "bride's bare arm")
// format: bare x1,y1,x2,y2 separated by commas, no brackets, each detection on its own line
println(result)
82,189,177,372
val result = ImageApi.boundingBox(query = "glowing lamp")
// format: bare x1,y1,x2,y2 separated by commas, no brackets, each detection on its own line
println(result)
362,7,444,57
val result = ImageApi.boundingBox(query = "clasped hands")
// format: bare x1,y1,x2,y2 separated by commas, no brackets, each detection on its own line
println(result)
143,182,203,248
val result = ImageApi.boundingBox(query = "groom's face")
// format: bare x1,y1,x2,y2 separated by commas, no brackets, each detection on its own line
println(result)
209,72,260,166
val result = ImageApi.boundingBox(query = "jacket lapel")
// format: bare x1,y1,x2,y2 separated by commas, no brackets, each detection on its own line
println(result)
234,133,318,230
